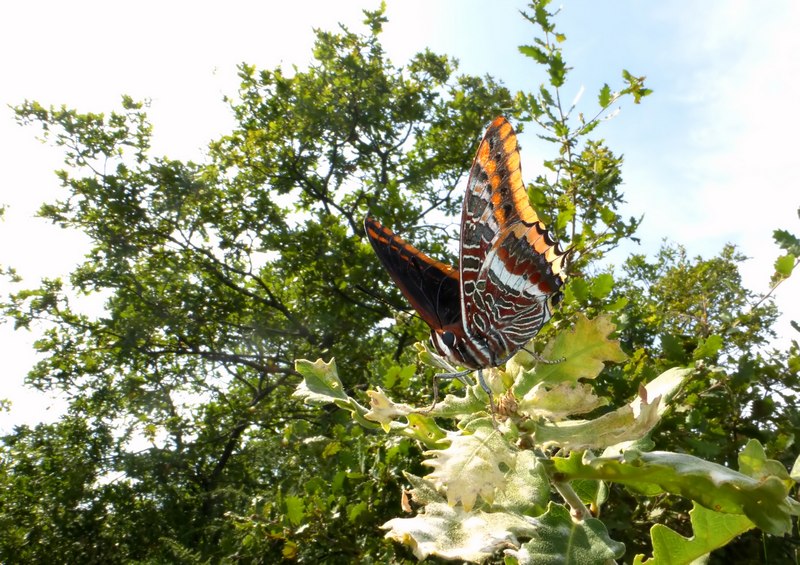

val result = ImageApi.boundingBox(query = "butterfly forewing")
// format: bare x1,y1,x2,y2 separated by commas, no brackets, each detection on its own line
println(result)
364,216,462,332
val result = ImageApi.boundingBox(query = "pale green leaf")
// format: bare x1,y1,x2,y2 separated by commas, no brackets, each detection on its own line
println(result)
533,367,689,450
512,314,627,397
518,381,609,420
506,503,624,564
738,438,792,487
293,358,348,403
534,386,662,450
293,358,376,427
364,387,413,429
774,253,796,277
382,502,535,562
423,421,515,511
285,495,305,526
426,385,488,418
363,388,449,447
405,413,450,448
492,450,550,514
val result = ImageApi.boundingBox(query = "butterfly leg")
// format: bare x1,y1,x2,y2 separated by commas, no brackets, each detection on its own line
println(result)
475,369,498,426
427,369,473,412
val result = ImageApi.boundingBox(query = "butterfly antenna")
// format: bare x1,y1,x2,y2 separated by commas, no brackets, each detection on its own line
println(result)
520,346,565,365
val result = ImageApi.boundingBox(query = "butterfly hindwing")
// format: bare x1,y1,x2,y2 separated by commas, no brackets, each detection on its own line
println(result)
364,216,462,331
459,117,566,361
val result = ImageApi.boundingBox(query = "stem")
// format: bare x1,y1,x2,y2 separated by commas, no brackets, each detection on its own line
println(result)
551,478,592,522
536,447,592,521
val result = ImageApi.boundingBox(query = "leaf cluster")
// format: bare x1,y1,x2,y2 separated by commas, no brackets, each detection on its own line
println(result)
294,315,800,563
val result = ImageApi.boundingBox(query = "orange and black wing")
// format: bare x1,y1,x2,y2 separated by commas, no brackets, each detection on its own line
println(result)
364,216,462,330
459,117,567,358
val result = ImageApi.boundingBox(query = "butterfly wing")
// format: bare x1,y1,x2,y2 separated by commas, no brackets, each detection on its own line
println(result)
364,216,462,331
459,117,566,362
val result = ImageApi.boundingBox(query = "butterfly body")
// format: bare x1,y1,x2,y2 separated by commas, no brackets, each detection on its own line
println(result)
366,117,566,380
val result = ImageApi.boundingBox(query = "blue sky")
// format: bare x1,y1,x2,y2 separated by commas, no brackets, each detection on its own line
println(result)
1,1,798,430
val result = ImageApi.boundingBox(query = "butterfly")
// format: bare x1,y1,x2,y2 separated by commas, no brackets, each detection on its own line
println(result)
365,117,567,406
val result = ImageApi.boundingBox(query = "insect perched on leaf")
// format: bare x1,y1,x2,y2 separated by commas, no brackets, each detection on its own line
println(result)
365,117,567,412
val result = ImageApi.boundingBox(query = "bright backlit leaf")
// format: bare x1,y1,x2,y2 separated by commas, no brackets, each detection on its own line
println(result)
774,253,796,276
634,503,754,564
519,381,609,420
383,502,536,562
512,314,627,396
423,421,515,511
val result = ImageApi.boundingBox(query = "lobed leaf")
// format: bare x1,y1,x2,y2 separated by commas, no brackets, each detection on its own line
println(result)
598,83,612,107
512,313,627,397
633,503,754,565
552,448,798,535
505,503,625,564
518,381,608,420
284,495,305,526
533,387,662,450
364,387,414,429
737,438,793,488
293,358,349,403
383,502,536,562
774,253,796,277
293,358,377,428
492,449,551,515
519,45,549,64
423,421,515,511
773,226,800,255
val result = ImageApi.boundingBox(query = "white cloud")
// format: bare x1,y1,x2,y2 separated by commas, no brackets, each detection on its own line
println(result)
675,2,800,340
598,2,799,344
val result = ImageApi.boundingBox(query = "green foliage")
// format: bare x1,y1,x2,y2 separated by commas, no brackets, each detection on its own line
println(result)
508,503,626,564
2,5,516,562
771,207,800,286
516,1,649,275
611,242,798,472
294,316,799,562
634,504,754,565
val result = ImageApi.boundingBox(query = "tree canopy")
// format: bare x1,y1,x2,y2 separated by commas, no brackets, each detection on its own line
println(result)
2,2,799,563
